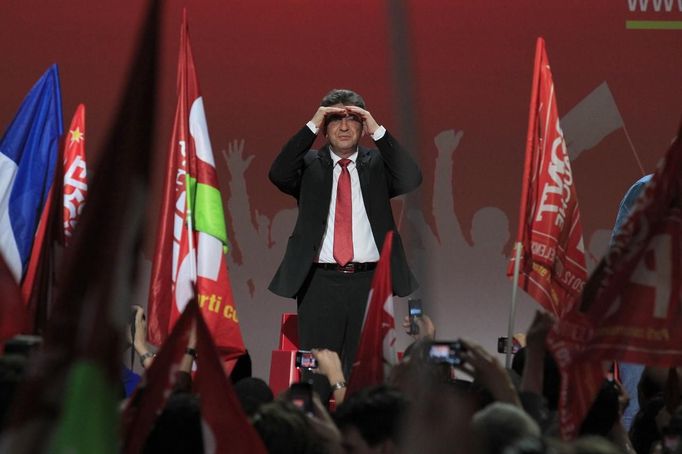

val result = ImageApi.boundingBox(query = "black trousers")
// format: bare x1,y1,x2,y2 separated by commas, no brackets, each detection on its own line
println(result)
296,266,374,400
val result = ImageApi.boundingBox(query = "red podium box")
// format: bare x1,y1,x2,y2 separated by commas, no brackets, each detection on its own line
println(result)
269,313,301,396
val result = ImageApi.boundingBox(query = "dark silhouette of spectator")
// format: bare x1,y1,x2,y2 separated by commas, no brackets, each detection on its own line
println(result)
472,402,541,454
143,393,204,454
251,400,328,454
333,385,409,453
234,377,274,417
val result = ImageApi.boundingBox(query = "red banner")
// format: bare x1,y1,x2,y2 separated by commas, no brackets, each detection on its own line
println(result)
347,231,398,395
509,37,588,318
62,104,88,246
123,299,266,454
147,11,245,359
548,124,682,439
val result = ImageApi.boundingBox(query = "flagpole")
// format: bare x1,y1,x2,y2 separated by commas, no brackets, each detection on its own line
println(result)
181,13,198,286
506,37,543,368
506,241,523,368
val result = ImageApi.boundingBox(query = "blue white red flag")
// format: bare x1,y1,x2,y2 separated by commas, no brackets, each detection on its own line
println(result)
0,65,62,282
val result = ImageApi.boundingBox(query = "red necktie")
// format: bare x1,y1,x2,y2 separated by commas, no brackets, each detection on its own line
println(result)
334,158,353,266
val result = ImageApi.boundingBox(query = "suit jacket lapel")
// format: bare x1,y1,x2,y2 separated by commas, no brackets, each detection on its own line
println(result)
318,146,334,216
357,147,372,217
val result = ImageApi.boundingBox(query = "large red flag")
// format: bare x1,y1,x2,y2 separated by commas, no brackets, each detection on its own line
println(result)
347,231,399,395
122,300,267,454
21,104,88,328
548,123,682,439
0,1,159,451
147,10,245,361
508,37,588,318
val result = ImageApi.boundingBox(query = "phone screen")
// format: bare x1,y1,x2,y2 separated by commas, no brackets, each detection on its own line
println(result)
408,299,423,335
295,350,318,369
428,341,464,366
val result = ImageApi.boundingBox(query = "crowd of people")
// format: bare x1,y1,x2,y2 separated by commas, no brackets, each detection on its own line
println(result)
3,306,682,454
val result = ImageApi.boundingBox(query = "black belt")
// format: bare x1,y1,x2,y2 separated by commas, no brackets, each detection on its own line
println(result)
315,262,377,274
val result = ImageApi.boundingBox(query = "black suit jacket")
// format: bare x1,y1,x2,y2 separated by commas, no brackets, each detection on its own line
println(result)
268,126,421,298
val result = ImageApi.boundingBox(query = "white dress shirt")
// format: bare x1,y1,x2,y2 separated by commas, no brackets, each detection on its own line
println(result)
306,122,383,263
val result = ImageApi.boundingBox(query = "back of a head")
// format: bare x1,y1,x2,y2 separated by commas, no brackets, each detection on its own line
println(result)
389,339,453,394
629,395,664,454
251,400,326,454
334,385,409,448
472,402,541,454
234,377,274,417
320,89,365,109
579,380,620,437
143,393,204,454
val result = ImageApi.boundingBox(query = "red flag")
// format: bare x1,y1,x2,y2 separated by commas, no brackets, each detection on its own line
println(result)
0,1,159,451
122,300,267,454
347,231,399,395
62,104,88,246
0,252,27,342
508,37,588,318
548,123,682,439
147,10,245,361
21,104,88,329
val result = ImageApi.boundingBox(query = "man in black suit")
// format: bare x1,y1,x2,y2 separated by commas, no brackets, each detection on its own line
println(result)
268,89,421,394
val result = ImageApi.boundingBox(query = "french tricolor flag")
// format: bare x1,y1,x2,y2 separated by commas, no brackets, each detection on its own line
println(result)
0,65,62,283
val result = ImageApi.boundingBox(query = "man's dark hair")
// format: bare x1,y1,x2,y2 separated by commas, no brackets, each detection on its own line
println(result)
334,385,409,447
320,89,365,109
251,400,326,454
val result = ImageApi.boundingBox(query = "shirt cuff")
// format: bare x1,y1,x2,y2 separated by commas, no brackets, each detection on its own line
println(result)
371,125,386,141
306,121,319,135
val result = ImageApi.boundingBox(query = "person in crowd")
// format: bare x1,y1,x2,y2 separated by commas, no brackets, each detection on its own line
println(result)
252,391,343,454
267,88,422,399
142,393,204,454
472,402,541,454
333,385,409,454
234,377,274,417
610,174,652,430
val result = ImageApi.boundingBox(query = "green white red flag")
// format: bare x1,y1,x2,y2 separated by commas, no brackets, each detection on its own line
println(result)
147,11,245,361
347,231,398,395
508,37,588,318
548,122,682,439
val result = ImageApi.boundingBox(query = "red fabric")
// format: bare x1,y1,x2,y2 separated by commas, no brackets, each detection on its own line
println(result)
194,301,268,454
508,37,588,318
122,299,267,454
147,11,245,360
347,231,398,395
548,122,682,440
333,158,353,266
21,104,88,335
62,104,88,246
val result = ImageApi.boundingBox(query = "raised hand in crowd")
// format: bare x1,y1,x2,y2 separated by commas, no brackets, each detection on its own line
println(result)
130,305,155,369
312,348,346,405
402,313,436,341
458,338,521,407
